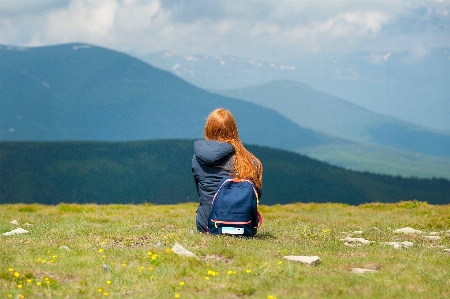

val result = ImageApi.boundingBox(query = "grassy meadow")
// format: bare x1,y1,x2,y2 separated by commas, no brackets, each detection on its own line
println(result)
0,201,449,299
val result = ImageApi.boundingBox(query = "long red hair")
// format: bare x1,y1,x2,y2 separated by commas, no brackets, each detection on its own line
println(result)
204,108,263,189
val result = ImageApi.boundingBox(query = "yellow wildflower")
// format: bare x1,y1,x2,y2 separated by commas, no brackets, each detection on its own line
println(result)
106,280,112,285
14,271,20,277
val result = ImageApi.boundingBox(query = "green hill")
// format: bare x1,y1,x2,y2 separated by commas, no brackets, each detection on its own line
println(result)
1,140,448,205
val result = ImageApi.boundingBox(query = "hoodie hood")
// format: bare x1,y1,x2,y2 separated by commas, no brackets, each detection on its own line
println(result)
194,140,234,166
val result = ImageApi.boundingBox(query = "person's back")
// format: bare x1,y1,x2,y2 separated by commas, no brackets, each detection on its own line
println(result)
192,140,234,232
192,108,263,233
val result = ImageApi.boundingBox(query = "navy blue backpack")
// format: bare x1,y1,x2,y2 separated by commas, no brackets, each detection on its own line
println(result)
207,177,262,237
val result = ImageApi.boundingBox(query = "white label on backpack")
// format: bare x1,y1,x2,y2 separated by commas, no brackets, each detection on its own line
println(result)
222,227,244,235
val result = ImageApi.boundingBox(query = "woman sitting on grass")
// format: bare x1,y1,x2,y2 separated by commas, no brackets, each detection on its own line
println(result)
192,108,263,233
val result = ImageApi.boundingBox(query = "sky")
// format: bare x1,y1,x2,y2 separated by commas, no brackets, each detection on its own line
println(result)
1,0,450,130
1,0,449,61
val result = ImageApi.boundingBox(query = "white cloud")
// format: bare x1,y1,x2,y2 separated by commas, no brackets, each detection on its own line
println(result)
46,0,118,40
0,0,449,61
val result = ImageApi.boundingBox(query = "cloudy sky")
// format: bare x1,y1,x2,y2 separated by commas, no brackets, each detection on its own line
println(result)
1,0,449,61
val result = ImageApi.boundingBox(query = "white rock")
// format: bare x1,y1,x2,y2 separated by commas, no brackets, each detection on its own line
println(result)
423,236,441,241
352,268,378,274
444,249,450,254
10,220,19,225
341,237,371,246
2,228,29,236
428,232,440,236
384,241,414,249
172,243,199,260
393,227,422,234
59,246,70,251
352,231,363,235
283,255,321,266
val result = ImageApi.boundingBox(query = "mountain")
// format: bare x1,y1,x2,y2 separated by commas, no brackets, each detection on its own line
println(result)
1,43,449,179
141,48,450,132
214,81,450,157
1,140,449,205
0,43,342,153
213,81,450,180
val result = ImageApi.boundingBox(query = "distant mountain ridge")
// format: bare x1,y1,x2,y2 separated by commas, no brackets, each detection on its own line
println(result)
213,81,450,179
142,48,450,132
0,43,341,153
214,81,450,157
1,43,449,179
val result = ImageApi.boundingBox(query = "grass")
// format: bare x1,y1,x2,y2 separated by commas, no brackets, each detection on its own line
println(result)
300,143,450,180
0,201,449,299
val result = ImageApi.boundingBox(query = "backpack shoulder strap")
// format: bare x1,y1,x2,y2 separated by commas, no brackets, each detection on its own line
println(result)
211,178,234,205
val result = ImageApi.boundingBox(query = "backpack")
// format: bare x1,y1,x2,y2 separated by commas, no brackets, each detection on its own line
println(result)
207,177,262,237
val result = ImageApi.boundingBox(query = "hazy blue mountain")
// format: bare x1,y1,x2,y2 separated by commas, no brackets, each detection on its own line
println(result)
142,48,450,132
1,140,449,205
214,81,450,157
1,43,449,180
0,43,343,153
213,81,450,179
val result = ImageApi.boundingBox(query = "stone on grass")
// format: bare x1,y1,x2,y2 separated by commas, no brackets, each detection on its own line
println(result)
10,220,19,225
59,246,70,251
352,268,378,274
341,237,371,246
444,249,450,255
172,243,199,260
423,236,441,241
393,227,422,234
2,228,29,236
283,255,321,266
352,231,363,235
384,241,414,249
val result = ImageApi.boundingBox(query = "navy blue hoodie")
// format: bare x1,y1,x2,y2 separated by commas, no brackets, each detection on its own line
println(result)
192,140,234,232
